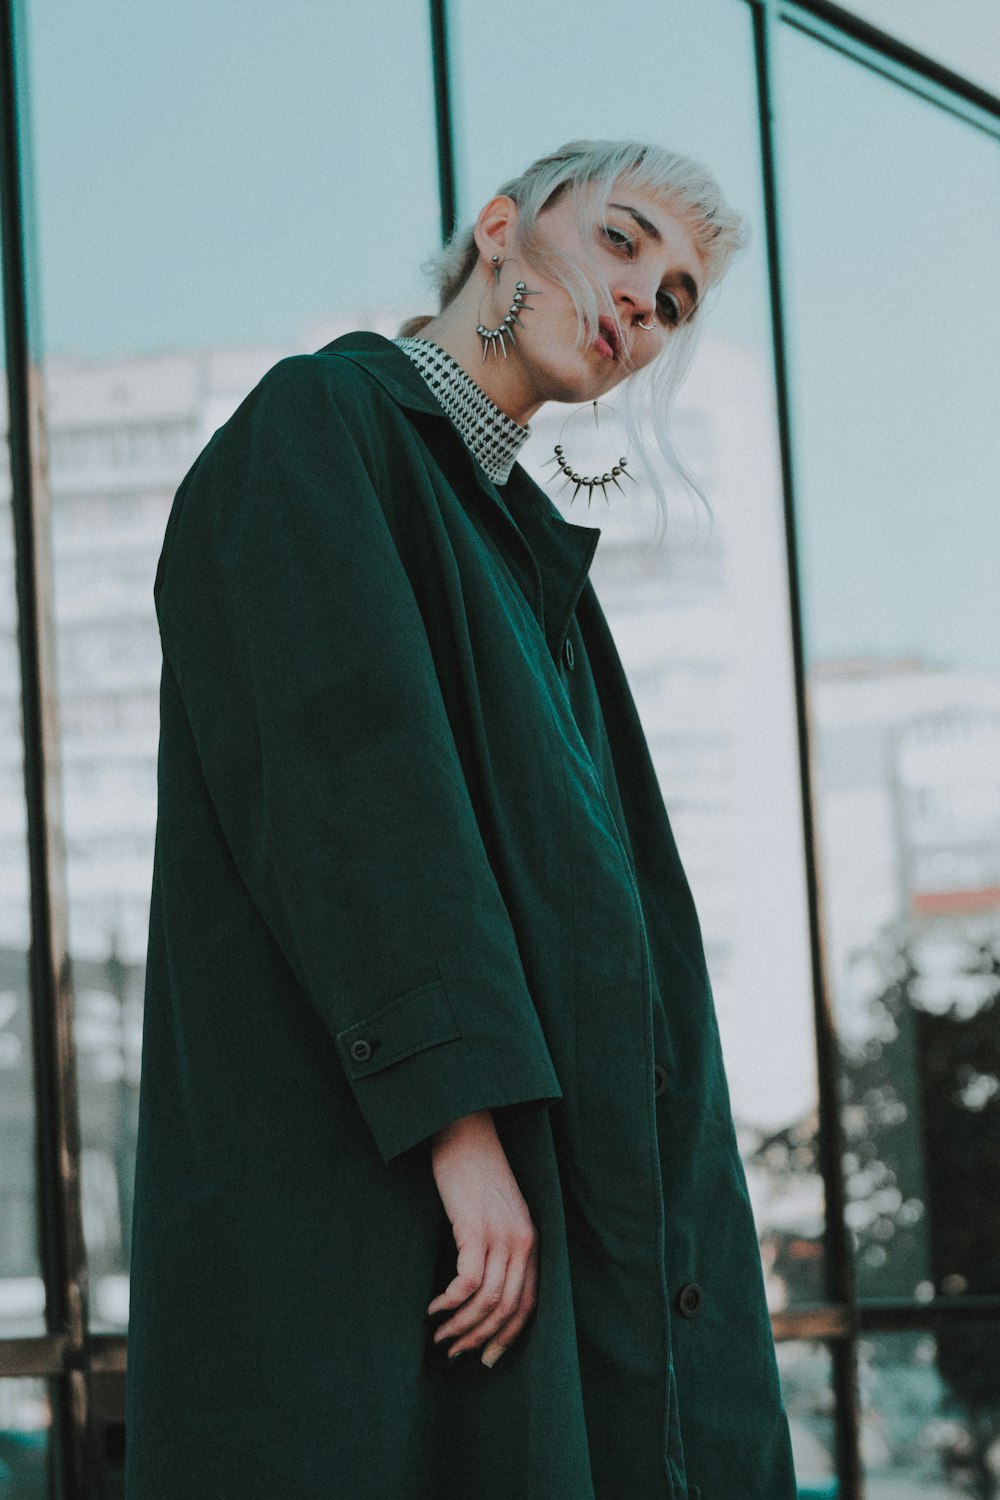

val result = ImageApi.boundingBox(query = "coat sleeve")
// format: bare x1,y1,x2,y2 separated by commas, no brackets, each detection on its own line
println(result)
153,353,563,1166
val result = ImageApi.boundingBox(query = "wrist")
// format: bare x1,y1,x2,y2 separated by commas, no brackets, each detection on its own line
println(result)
431,1108,496,1148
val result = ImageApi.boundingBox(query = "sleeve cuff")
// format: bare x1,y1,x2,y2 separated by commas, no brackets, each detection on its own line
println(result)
334,976,563,1166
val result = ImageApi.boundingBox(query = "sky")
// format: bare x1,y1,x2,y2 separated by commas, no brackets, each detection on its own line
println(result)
19,0,999,677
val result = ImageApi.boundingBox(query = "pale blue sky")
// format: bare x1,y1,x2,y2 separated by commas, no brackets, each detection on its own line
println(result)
21,0,1000,671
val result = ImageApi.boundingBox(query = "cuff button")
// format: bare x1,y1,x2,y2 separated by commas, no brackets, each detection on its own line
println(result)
654,1063,667,1097
350,1039,373,1063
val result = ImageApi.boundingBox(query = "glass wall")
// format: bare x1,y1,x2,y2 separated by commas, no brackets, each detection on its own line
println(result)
775,12,1000,1496
860,1327,1000,1497
21,0,440,1334
451,0,823,1313
2,0,998,1493
776,16,1000,1309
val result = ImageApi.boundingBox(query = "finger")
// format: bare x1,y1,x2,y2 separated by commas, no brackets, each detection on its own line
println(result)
427,1238,486,1317
482,1241,539,1360
447,1238,532,1356
432,1244,508,1349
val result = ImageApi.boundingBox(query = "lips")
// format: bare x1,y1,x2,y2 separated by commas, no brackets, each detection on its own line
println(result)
596,317,622,360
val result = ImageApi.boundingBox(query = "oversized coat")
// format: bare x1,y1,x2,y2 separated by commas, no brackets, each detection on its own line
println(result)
125,330,798,1499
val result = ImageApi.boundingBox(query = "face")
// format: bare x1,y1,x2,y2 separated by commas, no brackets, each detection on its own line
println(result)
481,180,707,406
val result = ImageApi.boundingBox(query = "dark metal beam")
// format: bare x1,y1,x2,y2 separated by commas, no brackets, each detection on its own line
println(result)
429,0,457,243
779,0,1000,123
752,0,863,1492
0,1,88,1495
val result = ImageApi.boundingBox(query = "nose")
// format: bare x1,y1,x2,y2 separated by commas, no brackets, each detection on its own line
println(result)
614,276,657,328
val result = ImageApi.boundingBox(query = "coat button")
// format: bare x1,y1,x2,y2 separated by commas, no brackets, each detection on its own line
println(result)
350,1039,372,1063
563,637,575,670
654,1063,667,1097
677,1283,703,1319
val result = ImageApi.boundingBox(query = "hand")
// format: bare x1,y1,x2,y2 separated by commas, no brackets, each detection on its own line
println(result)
427,1109,539,1367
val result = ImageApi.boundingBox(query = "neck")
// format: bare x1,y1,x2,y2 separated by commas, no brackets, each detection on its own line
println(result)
415,302,544,429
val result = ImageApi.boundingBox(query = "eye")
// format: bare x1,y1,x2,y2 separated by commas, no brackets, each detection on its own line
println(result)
657,290,683,326
602,224,635,254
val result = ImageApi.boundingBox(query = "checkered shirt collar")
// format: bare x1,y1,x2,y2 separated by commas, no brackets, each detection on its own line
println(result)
392,337,530,486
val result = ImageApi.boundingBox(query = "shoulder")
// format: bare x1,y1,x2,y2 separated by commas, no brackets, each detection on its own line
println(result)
189,348,409,497
250,348,405,432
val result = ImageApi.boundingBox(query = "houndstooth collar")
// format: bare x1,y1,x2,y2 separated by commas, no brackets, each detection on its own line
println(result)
392,337,531,486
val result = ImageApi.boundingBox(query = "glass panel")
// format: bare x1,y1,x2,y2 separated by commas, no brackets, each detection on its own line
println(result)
22,0,439,1328
0,312,45,1336
861,1326,1000,1498
775,1340,837,1497
451,0,823,1306
776,24,1000,1302
0,1378,50,1499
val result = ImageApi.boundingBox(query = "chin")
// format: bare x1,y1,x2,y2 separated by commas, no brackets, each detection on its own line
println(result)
538,360,619,406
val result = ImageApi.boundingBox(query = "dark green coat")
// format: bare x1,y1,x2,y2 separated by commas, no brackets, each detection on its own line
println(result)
125,331,797,1499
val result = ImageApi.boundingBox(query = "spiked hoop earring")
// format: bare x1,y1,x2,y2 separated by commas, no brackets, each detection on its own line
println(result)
476,259,543,361
541,400,638,506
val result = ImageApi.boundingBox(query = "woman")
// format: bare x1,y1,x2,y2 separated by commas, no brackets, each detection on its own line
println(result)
125,139,798,1499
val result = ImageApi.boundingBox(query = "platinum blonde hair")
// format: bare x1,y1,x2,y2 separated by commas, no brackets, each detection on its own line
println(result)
398,138,751,542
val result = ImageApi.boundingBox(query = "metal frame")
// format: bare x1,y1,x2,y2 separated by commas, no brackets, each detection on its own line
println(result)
0,0,997,1494
0,1,90,1495
750,2,866,1487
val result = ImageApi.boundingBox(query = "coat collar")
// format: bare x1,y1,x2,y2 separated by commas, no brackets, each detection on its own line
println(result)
317,330,602,664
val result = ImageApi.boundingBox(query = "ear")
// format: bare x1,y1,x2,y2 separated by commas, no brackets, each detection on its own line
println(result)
473,195,519,266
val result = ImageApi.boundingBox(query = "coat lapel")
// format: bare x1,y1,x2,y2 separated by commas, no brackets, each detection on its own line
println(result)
317,331,602,665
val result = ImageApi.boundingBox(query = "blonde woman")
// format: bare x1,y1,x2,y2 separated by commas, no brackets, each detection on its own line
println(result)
126,139,798,1499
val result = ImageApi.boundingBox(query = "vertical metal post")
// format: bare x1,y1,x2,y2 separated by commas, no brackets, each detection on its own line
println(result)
428,0,457,243
0,1,88,1495
751,0,863,1493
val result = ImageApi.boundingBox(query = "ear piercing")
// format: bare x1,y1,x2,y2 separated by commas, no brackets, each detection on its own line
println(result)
476,255,543,362
637,318,655,330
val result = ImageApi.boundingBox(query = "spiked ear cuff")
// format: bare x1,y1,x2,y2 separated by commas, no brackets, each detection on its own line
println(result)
476,254,543,361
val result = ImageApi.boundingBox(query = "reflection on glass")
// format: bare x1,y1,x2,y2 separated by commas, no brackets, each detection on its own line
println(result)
775,1340,837,1497
861,1328,1000,1498
776,22,1000,1304
0,1379,50,1498
24,0,439,1328
0,338,46,1336
452,0,822,1303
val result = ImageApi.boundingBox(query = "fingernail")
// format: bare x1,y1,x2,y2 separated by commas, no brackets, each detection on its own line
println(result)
447,1346,465,1360
481,1341,506,1368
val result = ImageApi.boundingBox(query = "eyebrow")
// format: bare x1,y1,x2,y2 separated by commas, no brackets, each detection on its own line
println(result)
608,201,702,314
